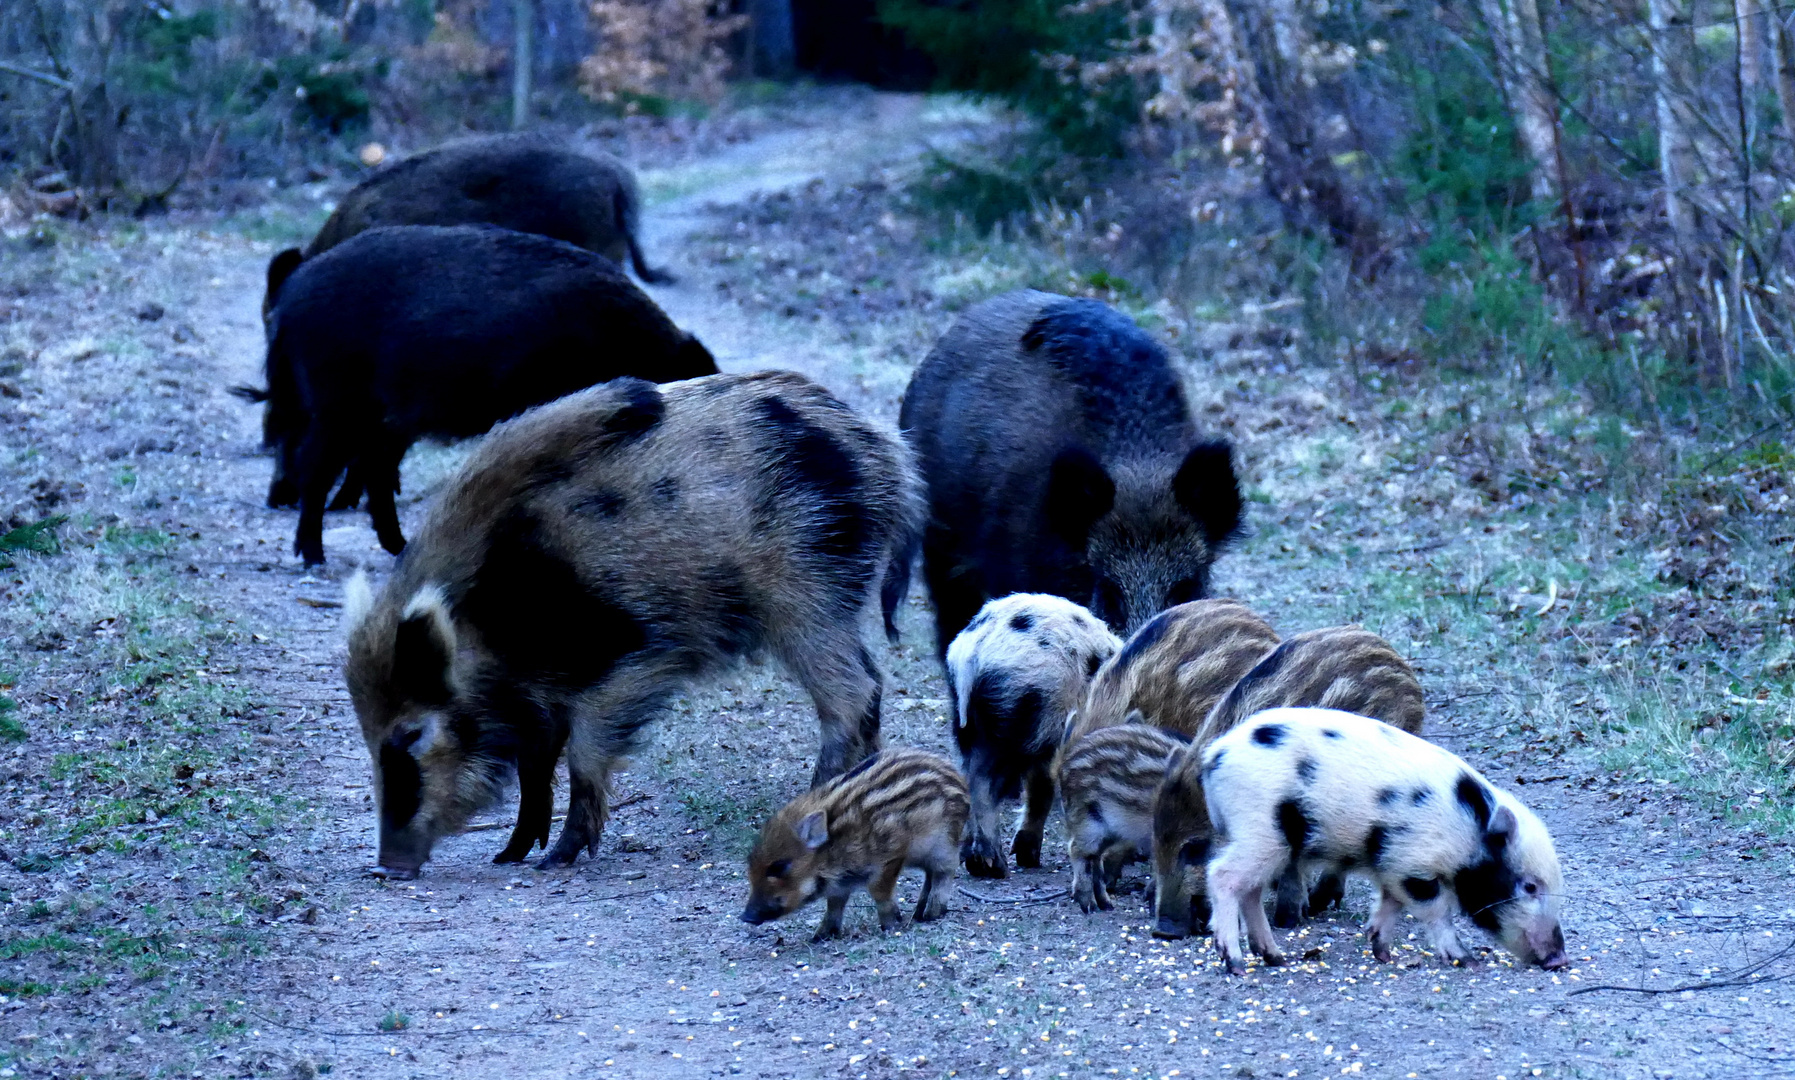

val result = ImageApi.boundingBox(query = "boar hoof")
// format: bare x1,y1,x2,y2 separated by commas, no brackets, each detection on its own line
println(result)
369,864,418,881
1257,950,1286,968
1271,900,1303,930
1010,831,1043,869
1151,915,1191,940
810,923,844,943
491,839,533,865
961,840,1008,880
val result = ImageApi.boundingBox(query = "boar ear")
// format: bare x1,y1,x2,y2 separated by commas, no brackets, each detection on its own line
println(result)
343,571,376,634
1046,447,1115,544
1172,441,1243,548
1485,804,1517,851
796,811,829,850
266,248,303,305
393,586,456,706
1123,708,1147,726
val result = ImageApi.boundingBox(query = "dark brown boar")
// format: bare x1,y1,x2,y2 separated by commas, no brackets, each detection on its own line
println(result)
343,371,921,878
264,134,671,316
740,748,968,941
894,291,1244,654
1148,625,1426,938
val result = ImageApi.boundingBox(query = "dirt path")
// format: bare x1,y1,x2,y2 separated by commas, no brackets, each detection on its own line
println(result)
3,93,1793,1080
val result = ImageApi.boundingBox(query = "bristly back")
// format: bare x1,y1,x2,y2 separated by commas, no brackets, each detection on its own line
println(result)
1021,298,1191,443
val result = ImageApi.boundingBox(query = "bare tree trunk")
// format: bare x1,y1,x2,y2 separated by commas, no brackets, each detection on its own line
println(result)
1223,0,1382,274
1736,0,1764,97
511,0,534,129
1475,0,1561,202
1773,7,1795,148
747,0,794,79
1649,0,1718,376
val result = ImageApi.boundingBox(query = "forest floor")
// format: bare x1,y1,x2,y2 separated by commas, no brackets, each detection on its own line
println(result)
2,88,1793,1080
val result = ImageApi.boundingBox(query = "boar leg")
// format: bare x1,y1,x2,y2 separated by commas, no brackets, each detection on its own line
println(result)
360,437,409,556
1365,890,1405,963
915,858,955,923
1271,863,1308,929
958,751,1009,879
812,889,850,942
784,637,881,787
1209,844,1280,976
325,462,363,511
1011,766,1053,869
1306,871,1345,916
539,733,618,869
495,724,568,864
292,427,348,566
869,857,905,933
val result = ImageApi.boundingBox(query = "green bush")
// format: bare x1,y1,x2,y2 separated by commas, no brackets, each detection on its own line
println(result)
877,0,1146,156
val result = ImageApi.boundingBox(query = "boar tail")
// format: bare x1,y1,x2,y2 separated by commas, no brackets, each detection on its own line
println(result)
616,176,676,285
879,538,916,644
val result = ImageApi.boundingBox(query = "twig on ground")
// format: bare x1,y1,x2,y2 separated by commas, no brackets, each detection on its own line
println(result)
1568,938,1795,996
959,888,1070,906
567,887,663,905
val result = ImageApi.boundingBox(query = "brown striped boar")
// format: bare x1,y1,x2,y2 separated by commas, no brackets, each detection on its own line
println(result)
1149,625,1425,938
343,371,921,878
1201,707,1566,975
1055,724,1188,913
894,291,1244,655
945,594,1121,878
740,749,969,941
265,133,671,318
1063,599,1280,751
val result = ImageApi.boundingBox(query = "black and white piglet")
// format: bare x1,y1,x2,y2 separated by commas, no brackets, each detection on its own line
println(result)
1201,707,1566,975
946,593,1121,878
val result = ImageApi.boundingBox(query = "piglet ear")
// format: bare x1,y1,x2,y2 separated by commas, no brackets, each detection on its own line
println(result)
1046,447,1116,544
1172,440,1243,548
1485,805,1517,850
265,248,303,306
796,811,830,850
1123,708,1147,726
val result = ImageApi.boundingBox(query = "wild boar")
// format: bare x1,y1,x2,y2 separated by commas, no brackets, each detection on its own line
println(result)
263,133,672,318
238,224,717,566
894,290,1244,654
1201,707,1567,974
1055,723,1187,913
740,748,968,941
1149,625,1426,938
944,593,1121,878
343,371,921,877
1064,598,1280,750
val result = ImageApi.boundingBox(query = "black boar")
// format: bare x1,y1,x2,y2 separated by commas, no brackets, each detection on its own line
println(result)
264,133,672,318
894,290,1244,654
741,748,968,941
343,371,921,877
1201,707,1566,974
1149,624,1426,938
240,224,717,566
944,593,1120,878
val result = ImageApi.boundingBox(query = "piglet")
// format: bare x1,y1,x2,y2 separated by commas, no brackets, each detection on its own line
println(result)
741,749,969,942
1201,707,1566,974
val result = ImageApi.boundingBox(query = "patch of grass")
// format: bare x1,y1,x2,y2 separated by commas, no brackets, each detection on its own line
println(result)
910,151,1038,234
0,515,67,568
376,1011,410,1033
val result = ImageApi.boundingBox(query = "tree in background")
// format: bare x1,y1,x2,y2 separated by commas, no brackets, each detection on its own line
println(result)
579,0,741,111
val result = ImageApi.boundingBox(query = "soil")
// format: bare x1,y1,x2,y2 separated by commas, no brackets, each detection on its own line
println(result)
2,92,1793,1080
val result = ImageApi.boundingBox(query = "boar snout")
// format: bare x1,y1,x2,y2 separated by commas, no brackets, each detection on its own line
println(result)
740,897,785,925
1528,922,1568,970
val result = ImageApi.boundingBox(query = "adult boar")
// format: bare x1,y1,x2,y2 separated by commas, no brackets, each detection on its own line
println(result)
263,133,672,318
343,371,921,877
895,291,1244,654
238,224,717,566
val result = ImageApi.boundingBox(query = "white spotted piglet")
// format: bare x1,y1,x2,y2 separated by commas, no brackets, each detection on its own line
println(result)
946,593,1122,878
1201,707,1566,975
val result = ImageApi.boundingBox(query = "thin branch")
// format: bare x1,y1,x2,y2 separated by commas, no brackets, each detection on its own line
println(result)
0,59,74,92
1567,937,1795,996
